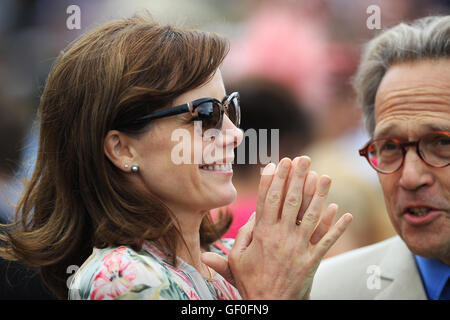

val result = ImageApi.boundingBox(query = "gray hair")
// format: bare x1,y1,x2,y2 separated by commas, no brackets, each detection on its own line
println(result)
353,15,450,137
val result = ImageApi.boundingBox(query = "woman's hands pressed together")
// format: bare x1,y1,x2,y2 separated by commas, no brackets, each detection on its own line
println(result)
202,156,353,299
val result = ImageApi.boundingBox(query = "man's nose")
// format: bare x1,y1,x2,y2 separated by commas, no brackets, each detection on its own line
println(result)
398,149,434,191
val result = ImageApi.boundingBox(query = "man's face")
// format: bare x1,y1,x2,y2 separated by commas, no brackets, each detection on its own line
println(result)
374,59,450,263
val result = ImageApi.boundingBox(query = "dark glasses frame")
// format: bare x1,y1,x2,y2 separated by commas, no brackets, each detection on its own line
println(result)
359,131,450,174
129,92,241,130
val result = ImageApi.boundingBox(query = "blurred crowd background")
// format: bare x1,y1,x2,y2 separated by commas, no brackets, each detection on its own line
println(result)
1,0,449,258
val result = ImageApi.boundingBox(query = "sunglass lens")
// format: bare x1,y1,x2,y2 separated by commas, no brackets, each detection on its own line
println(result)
227,95,240,127
197,101,221,131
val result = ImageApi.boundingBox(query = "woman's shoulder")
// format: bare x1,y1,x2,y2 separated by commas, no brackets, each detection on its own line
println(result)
68,244,188,300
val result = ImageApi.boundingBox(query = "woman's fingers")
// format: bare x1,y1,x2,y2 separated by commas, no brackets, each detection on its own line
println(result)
234,212,256,253
255,163,276,224
207,212,256,288
297,171,317,222
280,156,311,226
297,175,332,246
201,252,234,284
312,213,353,261
309,203,338,245
226,153,354,300
260,158,292,225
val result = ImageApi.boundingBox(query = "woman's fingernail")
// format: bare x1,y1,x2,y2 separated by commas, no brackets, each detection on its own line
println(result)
320,175,331,188
299,157,310,171
281,159,291,169
262,163,276,176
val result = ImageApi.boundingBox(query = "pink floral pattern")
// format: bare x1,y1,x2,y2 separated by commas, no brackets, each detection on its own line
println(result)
68,239,241,300
90,247,138,300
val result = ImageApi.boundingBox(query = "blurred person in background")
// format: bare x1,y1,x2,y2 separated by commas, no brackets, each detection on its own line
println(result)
305,80,396,257
0,95,29,224
0,92,55,299
311,15,450,300
223,0,395,254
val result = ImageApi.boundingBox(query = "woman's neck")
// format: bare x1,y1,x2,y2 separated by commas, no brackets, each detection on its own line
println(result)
166,207,211,277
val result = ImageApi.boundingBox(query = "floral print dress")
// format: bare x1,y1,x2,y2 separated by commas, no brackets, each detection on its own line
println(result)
68,239,241,300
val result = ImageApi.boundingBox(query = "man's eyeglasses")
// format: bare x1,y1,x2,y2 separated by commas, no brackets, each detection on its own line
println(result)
359,131,450,174
129,92,240,137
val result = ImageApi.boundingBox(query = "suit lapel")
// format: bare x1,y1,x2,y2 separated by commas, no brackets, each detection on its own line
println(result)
375,236,427,299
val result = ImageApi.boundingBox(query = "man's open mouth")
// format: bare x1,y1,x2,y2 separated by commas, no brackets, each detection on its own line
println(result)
406,207,433,217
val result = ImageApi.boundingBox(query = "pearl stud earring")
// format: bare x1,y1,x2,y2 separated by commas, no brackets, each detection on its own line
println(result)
131,165,139,173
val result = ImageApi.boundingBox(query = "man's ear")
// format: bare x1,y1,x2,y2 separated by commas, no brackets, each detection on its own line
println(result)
104,130,136,172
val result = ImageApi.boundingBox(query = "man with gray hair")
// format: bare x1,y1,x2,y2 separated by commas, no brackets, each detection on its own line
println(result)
310,15,450,300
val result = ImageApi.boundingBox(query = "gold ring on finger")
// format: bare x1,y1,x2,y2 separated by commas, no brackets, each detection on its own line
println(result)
296,219,302,226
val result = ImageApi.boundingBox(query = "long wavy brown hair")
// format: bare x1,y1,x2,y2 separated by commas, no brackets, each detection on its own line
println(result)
0,13,232,299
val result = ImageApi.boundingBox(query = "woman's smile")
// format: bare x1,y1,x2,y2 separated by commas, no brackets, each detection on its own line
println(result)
199,163,233,175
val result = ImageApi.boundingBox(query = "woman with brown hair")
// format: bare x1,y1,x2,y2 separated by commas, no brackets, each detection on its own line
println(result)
0,13,352,300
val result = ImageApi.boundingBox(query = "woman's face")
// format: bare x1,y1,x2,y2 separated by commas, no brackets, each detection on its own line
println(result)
132,70,243,214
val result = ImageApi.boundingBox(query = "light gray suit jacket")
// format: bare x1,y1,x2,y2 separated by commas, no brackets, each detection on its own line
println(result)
310,236,427,299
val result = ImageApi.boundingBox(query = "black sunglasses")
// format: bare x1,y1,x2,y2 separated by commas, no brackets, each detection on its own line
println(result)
128,92,241,137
